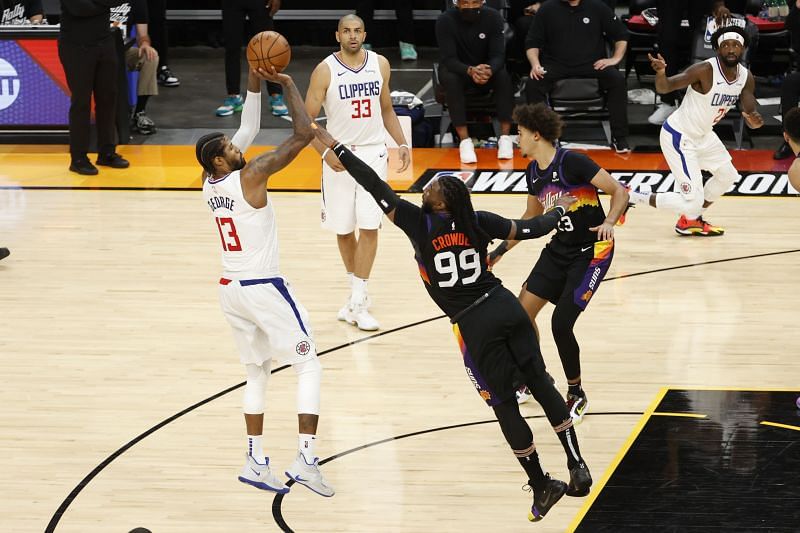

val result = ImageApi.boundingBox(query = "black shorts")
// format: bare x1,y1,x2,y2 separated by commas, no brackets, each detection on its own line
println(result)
452,286,548,407
525,239,614,310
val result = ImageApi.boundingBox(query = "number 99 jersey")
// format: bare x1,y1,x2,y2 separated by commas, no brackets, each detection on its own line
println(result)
526,148,606,249
392,199,512,319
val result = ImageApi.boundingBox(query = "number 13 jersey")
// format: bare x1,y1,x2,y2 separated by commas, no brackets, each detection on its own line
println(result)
526,148,606,249
323,50,386,147
203,170,280,279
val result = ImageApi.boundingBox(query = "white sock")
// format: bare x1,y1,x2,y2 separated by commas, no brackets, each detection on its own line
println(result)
346,272,354,289
299,433,317,463
351,276,368,305
247,434,265,463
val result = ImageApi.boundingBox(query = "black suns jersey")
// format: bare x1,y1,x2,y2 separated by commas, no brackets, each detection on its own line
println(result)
392,199,512,319
526,148,606,247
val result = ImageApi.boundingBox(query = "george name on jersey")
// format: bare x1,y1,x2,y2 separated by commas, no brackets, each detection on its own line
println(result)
711,93,739,107
207,196,235,211
432,232,471,252
338,81,381,100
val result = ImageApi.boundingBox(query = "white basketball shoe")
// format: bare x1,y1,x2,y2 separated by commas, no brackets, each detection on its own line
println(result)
238,454,289,494
285,452,335,497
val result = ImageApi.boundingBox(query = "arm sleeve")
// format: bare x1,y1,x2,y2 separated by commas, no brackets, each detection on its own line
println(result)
332,143,401,214
526,4,547,50
391,198,424,236
230,91,262,152
477,208,563,240
487,11,505,74
436,15,470,75
562,151,601,185
600,4,628,42
511,207,563,240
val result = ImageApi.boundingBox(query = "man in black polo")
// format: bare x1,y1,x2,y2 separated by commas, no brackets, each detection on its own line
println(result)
524,0,630,152
59,0,130,175
436,0,516,164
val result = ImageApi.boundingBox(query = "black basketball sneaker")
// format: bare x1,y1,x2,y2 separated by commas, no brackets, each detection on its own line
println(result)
527,475,568,522
566,461,593,497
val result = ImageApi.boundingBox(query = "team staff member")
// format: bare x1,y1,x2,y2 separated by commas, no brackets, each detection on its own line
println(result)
525,0,630,152
59,0,131,175
312,122,593,523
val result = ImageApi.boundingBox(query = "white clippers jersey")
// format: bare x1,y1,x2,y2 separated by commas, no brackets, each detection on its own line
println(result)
203,170,280,279
668,57,748,139
323,50,386,146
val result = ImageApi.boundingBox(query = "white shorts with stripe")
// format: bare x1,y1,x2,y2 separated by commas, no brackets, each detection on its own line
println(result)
321,143,388,234
660,120,732,201
218,276,316,366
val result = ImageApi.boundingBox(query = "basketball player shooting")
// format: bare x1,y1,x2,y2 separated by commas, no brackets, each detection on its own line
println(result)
196,66,334,498
628,25,763,236
304,14,411,332
311,122,593,523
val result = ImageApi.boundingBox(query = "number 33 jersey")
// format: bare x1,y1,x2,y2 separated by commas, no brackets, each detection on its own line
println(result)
203,170,281,279
323,50,386,146
526,148,606,248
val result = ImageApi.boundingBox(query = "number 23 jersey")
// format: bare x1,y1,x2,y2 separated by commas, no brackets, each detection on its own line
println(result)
526,148,606,248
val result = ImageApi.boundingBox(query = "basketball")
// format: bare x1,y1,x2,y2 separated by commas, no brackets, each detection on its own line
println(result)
247,31,291,73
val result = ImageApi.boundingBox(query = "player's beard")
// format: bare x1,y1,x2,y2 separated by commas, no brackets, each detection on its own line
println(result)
720,54,740,67
422,199,434,213
233,155,246,171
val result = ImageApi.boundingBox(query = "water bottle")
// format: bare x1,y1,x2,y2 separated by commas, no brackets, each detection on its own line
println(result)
768,0,780,21
778,0,790,19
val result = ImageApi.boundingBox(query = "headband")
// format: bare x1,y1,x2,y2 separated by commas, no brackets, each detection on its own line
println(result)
718,32,744,47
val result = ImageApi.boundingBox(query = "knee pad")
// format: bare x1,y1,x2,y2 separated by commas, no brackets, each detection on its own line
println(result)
243,361,271,414
705,164,738,203
294,357,322,415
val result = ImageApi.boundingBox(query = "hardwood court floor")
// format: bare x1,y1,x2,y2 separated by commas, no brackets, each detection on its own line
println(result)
1,186,798,532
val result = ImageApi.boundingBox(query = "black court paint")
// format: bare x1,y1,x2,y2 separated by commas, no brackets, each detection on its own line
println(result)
45,248,800,532
575,389,800,532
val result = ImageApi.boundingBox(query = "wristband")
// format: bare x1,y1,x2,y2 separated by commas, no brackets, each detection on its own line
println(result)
399,144,409,149
321,148,330,160
555,205,566,217
137,36,151,47
494,241,509,257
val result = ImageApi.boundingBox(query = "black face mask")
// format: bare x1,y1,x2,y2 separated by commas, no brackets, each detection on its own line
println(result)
460,8,481,23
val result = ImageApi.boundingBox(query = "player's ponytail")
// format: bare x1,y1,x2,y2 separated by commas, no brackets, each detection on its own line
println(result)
438,176,489,251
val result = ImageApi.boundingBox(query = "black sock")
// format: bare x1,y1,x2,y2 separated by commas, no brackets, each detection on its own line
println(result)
135,95,149,114
554,419,583,469
568,381,583,397
515,447,546,490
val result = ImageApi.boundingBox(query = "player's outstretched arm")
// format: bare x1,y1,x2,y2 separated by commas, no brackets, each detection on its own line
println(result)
490,196,575,265
241,68,314,188
487,195,544,267
649,54,709,95
314,124,401,222
741,72,764,129
589,169,630,241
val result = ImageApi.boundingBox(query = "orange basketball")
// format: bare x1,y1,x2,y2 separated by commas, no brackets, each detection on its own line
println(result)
246,31,291,73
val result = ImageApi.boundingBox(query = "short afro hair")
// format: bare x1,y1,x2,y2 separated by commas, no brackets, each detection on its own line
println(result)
512,103,563,143
711,25,749,50
784,107,800,144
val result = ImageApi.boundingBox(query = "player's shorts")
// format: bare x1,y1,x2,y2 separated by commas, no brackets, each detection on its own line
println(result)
452,286,548,407
321,143,388,234
661,121,732,200
218,276,316,366
525,239,614,311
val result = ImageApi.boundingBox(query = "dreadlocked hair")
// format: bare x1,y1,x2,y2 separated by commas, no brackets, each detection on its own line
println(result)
195,132,226,175
437,176,490,250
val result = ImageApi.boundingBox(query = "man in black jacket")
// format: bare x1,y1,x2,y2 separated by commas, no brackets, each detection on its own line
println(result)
436,0,515,164
525,0,630,152
59,0,130,175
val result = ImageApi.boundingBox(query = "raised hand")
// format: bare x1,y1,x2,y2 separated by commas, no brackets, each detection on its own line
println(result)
648,53,667,74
